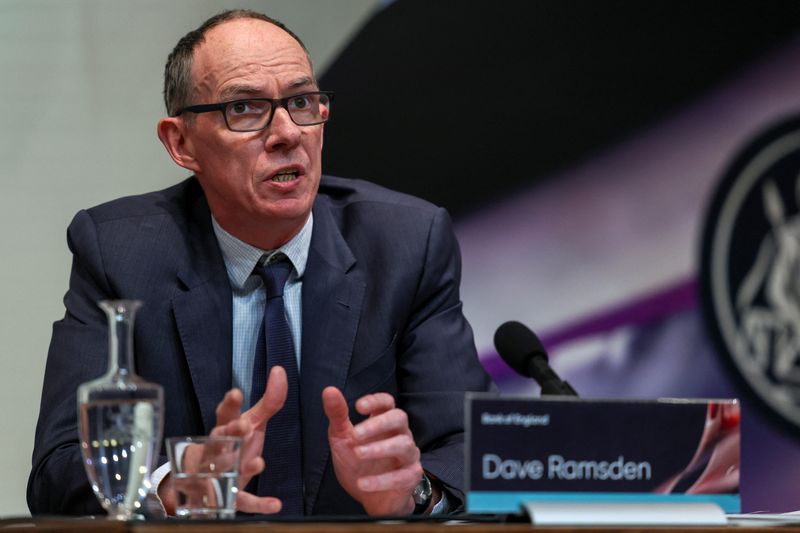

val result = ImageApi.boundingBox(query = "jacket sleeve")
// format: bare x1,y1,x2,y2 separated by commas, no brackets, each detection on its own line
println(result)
27,210,115,515
398,207,495,511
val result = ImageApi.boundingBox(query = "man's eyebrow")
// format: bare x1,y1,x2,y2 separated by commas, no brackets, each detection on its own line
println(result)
287,77,316,90
218,84,264,101
218,78,318,102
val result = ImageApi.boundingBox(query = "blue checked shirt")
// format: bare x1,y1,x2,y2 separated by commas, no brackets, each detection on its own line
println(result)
211,214,312,408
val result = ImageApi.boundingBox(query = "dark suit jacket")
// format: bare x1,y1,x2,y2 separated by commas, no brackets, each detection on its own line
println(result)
28,175,493,516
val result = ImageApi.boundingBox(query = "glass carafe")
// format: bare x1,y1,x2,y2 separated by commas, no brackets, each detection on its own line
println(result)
77,300,164,520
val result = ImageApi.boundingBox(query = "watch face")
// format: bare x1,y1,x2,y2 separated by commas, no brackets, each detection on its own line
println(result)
413,475,432,504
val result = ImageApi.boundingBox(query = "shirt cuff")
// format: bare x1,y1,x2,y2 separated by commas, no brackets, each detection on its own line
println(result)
146,461,172,517
430,488,450,515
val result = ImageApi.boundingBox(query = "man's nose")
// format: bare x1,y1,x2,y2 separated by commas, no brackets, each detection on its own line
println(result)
264,107,302,151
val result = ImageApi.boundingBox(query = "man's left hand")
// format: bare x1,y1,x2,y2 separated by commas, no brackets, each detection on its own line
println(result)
322,387,427,515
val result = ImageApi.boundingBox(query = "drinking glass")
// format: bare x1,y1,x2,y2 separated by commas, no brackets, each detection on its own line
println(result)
167,436,242,519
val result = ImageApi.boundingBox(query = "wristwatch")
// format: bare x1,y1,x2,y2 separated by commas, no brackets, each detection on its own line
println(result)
412,473,433,514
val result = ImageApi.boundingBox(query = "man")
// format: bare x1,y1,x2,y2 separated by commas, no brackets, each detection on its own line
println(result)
28,9,492,516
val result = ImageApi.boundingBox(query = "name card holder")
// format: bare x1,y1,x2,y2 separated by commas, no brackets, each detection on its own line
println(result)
465,394,741,523
521,501,727,526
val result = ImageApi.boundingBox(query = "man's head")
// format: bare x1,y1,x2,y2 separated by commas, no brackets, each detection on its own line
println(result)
162,10,311,117
157,10,328,249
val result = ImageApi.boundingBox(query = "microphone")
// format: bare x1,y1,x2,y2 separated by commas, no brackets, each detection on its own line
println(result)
494,321,578,396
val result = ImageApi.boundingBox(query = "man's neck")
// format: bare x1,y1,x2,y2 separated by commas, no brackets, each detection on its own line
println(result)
212,213,310,250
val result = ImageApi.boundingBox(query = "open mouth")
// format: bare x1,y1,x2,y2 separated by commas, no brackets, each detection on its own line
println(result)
270,169,299,183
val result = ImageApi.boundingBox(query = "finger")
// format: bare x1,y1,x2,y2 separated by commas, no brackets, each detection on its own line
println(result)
215,388,244,426
240,456,265,480
236,492,282,514
179,443,205,474
245,366,288,429
357,462,424,492
210,417,250,438
355,392,395,417
355,434,420,464
240,428,266,471
239,456,265,488
322,386,352,436
353,408,410,442
198,442,238,471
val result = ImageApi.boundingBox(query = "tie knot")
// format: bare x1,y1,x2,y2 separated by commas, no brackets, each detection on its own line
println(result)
253,255,293,299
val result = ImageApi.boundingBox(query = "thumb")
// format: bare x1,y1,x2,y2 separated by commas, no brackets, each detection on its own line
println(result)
322,386,352,436
245,366,288,430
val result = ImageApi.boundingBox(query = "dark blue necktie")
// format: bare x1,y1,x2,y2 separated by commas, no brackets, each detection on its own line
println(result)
248,255,304,515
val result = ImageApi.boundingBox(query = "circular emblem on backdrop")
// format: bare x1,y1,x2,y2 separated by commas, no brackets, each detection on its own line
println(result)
701,115,800,433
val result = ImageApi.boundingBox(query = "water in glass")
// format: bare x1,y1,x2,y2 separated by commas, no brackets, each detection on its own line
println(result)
172,471,239,519
77,300,164,520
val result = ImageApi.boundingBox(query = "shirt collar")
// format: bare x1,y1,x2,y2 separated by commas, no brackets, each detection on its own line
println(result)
211,214,313,290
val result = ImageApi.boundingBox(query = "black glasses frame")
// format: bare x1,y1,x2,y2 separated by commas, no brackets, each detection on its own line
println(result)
174,90,334,131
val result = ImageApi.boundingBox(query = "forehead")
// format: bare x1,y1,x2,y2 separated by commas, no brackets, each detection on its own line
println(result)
191,18,313,99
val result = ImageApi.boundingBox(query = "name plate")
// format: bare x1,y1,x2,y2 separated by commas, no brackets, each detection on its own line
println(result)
465,395,740,514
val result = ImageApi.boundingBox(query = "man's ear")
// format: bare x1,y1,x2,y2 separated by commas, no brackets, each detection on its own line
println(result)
157,117,200,172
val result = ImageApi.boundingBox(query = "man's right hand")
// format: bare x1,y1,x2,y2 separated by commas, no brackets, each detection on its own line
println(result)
158,366,288,515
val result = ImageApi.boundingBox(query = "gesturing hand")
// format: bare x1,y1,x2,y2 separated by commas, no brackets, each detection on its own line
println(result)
322,387,423,516
210,365,289,514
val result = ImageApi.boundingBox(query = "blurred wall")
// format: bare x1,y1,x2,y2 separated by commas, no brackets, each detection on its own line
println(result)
0,0,378,517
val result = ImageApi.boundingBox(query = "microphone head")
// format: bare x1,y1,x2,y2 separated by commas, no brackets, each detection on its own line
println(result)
493,321,548,378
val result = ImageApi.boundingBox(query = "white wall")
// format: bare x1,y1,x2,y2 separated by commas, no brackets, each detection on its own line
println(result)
0,0,378,517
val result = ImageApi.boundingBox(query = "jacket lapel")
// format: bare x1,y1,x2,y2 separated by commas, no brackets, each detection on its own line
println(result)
301,196,365,512
171,186,233,434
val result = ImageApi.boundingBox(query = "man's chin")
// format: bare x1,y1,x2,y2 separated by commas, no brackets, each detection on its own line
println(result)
255,198,313,221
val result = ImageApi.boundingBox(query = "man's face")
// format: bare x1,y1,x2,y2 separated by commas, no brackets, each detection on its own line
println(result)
183,19,323,246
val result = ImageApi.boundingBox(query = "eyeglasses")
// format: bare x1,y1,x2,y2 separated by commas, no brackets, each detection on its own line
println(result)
174,91,333,132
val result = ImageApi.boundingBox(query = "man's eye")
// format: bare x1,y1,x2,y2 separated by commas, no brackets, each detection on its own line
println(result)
290,96,311,109
230,102,250,114
229,101,264,115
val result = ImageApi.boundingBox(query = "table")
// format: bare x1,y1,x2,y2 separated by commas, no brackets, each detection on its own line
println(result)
2,517,800,533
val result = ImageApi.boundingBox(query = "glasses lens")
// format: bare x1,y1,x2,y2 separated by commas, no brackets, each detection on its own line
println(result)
288,93,331,126
225,100,272,131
